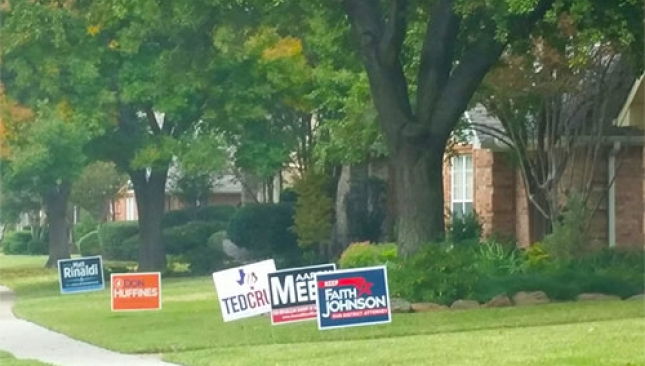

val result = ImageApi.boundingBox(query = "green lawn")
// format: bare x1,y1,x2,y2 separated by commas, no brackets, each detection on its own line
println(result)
1,254,644,366
0,351,53,366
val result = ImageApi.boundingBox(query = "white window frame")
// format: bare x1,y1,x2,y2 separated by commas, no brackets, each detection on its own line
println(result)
451,154,473,217
125,195,136,221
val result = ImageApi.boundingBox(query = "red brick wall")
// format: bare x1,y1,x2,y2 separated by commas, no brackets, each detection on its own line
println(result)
615,146,644,248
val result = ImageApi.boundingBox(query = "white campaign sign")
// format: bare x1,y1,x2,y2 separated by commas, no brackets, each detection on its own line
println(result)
212,259,277,322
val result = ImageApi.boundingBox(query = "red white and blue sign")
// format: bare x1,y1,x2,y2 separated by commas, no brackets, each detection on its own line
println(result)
314,266,391,330
268,263,336,325
212,259,276,322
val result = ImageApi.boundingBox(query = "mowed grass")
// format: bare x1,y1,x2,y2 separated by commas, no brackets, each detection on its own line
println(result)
1,254,644,366
0,351,53,366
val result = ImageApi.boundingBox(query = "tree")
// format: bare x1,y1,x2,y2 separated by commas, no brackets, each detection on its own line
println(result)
1,105,89,266
1,0,249,271
340,0,643,255
71,161,128,221
477,37,639,241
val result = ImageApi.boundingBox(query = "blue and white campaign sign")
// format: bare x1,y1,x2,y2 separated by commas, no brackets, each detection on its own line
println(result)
315,266,391,330
268,263,336,325
57,256,105,294
212,259,277,322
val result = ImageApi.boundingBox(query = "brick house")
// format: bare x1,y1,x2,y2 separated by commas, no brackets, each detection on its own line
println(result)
445,74,644,248
112,174,242,221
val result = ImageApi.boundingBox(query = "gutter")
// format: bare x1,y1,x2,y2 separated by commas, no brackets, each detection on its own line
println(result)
608,141,622,248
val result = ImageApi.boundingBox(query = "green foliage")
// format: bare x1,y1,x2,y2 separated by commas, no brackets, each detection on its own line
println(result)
98,222,139,261
227,203,300,265
163,205,237,228
474,239,524,276
447,212,482,245
2,231,34,255
163,221,227,256
71,162,127,221
78,231,101,257
73,213,99,244
542,194,592,261
389,243,479,305
389,237,644,305
180,231,233,275
293,172,333,248
338,242,398,269
1,230,46,255
27,239,47,255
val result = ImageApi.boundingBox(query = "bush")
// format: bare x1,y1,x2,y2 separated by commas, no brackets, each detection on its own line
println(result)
227,203,300,265
163,205,237,228
27,239,48,255
2,231,33,255
73,213,99,243
180,231,233,275
79,231,101,257
389,243,479,305
447,212,482,245
542,193,593,261
338,242,398,269
163,221,227,255
475,239,524,276
98,222,139,261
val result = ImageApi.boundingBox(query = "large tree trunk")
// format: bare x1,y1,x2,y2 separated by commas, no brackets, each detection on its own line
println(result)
393,144,445,255
44,182,71,267
130,169,168,272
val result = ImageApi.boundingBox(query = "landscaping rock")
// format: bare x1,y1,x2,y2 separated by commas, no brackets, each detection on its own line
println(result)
484,294,513,308
390,298,413,313
576,293,621,301
450,299,480,310
627,294,645,301
512,291,550,306
411,302,448,312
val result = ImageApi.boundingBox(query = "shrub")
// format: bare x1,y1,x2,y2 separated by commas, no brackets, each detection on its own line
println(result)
2,231,33,255
227,203,300,264
180,231,233,275
542,193,592,261
389,243,479,305
163,221,227,255
163,205,237,228
27,239,48,255
474,239,523,276
73,213,99,243
338,242,398,269
79,231,101,257
120,235,140,261
98,222,139,261
293,172,334,249
447,212,482,245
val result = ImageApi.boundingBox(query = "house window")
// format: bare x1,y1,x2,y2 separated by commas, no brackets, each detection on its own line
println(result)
451,154,473,217
126,195,136,221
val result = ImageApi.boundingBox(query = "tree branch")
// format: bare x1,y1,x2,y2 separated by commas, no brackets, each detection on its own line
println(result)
379,0,408,68
416,0,459,123
144,106,162,135
343,0,413,150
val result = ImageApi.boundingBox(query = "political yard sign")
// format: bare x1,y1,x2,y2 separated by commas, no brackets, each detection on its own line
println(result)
111,272,161,311
212,259,276,322
268,263,336,325
315,266,391,330
57,256,104,294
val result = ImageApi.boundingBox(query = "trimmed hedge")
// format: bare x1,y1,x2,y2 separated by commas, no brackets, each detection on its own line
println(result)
79,231,101,257
98,222,139,261
227,203,300,265
3,231,35,255
163,205,237,228
164,221,227,255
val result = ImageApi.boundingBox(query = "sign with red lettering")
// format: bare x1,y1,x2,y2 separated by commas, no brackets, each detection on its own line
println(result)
111,272,161,312
268,263,336,325
212,259,276,322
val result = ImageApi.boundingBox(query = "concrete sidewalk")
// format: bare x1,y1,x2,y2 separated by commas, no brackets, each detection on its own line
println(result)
0,286,180,366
